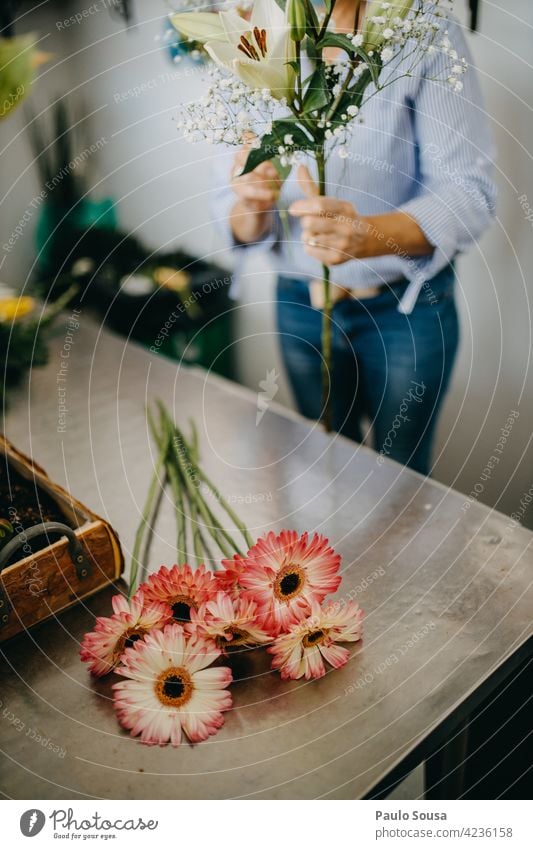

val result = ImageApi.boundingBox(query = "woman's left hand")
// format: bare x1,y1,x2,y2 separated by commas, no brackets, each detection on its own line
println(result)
289,165,369,265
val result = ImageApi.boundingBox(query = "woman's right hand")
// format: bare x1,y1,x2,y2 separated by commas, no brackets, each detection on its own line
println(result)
229,146,281,243
231,147,281,212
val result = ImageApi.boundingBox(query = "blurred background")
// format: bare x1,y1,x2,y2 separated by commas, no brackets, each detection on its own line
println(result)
1,0,532,527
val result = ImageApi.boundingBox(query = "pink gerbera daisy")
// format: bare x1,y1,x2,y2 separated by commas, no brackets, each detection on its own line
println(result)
139,563,216,623
213,554,247,601
112,623,232,746
190,590,272,652
240,530,342,635
80,590,172,677
269,600,364,680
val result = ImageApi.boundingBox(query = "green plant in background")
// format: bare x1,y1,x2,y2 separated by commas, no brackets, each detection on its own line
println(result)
0,286,77,409
0,33,48,121
0,519,14,552
26,99,117,293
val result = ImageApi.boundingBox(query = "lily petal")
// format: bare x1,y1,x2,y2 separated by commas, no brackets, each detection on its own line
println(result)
218,9,250,43
170,12,227,43
250,0,286,36
205,40,241,69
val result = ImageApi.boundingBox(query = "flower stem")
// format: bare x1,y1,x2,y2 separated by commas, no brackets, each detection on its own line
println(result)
147,408,187,560
187,431,253,550
316,147,333,433
129,422,169,598
158,404,242,558
187,419,214,567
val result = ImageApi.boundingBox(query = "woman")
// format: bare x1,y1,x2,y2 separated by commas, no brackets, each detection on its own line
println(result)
212,1,496,474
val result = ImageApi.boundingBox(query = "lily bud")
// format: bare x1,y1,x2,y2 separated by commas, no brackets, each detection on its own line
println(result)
362,0,413,51
287,0,307,43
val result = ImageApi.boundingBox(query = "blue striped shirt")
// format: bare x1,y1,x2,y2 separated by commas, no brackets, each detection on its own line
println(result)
211,11,496,313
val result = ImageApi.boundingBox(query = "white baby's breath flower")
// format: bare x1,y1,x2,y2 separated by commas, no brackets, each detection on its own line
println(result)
381,46,394,63
351,33,364,47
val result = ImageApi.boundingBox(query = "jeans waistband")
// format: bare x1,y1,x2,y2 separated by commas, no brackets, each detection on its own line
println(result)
278,264,456,301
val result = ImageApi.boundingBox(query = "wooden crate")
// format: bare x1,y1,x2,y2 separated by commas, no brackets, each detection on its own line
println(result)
0,435,124,642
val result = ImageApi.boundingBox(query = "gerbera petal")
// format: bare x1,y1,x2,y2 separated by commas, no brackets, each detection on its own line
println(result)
319,642,350,669
241,530,341,636
112,623,232,746
193,667,233,690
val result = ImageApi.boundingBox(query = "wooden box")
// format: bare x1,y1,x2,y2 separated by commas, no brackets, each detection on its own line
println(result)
0,435,124,642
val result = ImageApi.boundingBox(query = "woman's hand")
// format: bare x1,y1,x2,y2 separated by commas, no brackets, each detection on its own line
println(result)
229,143,281,244
289,164,433,264
231,146,281,212
289,165,369,265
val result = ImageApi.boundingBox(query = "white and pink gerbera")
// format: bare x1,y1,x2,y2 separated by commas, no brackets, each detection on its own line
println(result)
190,590,271,652
139,563,216,623
268,600,364,680
113,622,232,746
80,590,172,677
240,530,342,636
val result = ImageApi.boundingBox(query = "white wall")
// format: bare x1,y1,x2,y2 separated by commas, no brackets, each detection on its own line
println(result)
1,1,532,527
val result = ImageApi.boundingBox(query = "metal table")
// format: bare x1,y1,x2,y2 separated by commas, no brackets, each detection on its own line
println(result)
1,319,532,799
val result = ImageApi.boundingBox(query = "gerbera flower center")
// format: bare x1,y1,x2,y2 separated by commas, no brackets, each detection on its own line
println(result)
170,595,196,622
114,627,147,660
219,626,250,648
237,28,268,62
155,667,193,707
274,564,305,601
303,628,329,648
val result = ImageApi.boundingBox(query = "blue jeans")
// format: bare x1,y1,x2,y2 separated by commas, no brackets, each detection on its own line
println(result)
276,266,459,475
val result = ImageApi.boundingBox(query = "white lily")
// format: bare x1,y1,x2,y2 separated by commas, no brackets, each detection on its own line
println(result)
172,0,296,101
170,11,227,44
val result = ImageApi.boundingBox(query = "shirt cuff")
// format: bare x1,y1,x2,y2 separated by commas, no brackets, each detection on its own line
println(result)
212,187,280,254
398,194,460,284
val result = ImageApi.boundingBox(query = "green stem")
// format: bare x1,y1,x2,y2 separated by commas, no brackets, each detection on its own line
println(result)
158,405,241,558
295,40,303,110
197,470,254,551
318,0,338,41
186,419,254,550
129,424,169,598
187,420,209,567
316,147,333,433
148,409,188,561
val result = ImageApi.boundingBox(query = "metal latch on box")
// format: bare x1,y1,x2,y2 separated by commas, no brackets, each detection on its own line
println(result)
0,522,92,630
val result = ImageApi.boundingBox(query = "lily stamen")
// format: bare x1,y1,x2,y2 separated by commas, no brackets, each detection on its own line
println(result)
253,27,268,57
238,35,260,61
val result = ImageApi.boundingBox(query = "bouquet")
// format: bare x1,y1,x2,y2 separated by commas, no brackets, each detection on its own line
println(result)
80,403,364,746
171,0,466,429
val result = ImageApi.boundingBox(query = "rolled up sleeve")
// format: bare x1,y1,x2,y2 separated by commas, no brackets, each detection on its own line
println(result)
398,17,497,284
